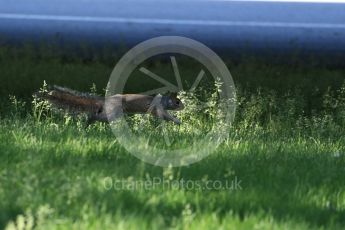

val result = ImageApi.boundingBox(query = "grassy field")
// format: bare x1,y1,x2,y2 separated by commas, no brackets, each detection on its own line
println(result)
1,45,345,229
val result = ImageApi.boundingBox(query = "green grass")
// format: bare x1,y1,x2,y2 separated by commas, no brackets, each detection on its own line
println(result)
1,45,345,229
1,114,345,229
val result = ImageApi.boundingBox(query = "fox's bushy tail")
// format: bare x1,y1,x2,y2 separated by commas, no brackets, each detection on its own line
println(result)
36,85,104,115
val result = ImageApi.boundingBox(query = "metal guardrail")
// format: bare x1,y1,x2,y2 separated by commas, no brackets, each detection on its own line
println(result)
0,0,344,54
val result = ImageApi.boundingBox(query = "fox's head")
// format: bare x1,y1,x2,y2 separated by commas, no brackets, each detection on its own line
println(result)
161,92,184,111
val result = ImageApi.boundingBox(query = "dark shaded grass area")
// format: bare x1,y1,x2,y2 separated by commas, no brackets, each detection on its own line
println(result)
1,44,344,100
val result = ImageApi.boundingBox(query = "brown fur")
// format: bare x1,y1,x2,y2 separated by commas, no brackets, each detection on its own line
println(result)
38,86,184,125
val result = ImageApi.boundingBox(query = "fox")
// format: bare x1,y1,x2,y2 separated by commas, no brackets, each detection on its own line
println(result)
37,85,184,125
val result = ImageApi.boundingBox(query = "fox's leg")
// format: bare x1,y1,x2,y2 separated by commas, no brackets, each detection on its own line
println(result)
86,110,108,127
163,111,181,125
152,107,181,125
86,114,97,127
147,95,180,124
